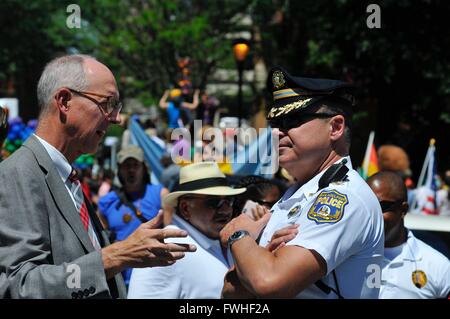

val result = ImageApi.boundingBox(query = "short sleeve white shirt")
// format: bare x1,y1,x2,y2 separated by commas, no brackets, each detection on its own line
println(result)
127,214,233,299
380,230,450,299
259,157,384,299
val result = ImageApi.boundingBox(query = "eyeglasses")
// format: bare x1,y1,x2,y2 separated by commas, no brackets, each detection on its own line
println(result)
183,196,235,210
68,88,122,119
379,200,403,212
269,112,338,131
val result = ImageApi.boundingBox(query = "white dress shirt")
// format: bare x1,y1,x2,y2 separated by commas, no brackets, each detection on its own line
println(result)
127,214,233,299
34,134,76,206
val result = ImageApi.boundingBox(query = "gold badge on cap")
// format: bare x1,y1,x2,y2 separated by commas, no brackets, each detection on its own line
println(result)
122,213,132,224
272,70,286,89
412,270,427,289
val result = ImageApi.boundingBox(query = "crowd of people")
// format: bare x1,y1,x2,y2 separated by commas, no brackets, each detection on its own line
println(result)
0,54,448,299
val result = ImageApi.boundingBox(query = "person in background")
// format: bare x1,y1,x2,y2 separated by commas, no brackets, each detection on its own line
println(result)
233,175,284,219
0,107,8,150
98,145,169,286
159,88,200,129
128,162,246,298
367,171,450,298
196,91,219,126
98,169,114,199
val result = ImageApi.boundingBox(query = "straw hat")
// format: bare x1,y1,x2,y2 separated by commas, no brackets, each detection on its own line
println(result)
163,162,246,207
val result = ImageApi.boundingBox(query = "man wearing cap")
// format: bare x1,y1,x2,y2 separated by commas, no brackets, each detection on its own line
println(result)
128,162,247,299
220,67,384,299
0,55,196,299
367,171,450,299
98,145,169,286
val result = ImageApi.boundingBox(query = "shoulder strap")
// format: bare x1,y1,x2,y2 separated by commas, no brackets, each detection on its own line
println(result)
114,189,149,223
314,270,344,299
314,159,348,298
318,159,349,191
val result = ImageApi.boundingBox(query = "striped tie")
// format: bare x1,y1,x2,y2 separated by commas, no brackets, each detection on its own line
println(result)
68,169,101,250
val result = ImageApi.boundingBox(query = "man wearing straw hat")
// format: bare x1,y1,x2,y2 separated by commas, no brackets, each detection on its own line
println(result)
128,162,248,298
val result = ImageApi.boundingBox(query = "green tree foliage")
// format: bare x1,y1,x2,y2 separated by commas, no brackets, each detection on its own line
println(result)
2,0,450,176
46,0,250,105
251,0,450,174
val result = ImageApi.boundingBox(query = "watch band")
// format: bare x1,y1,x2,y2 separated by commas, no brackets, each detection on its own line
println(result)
227,229,250,247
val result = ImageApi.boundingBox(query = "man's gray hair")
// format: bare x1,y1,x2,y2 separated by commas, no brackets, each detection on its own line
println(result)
317,103,352,146
37,54,95,117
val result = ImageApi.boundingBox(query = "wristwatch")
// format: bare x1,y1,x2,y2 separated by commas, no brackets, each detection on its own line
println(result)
227,230,250,247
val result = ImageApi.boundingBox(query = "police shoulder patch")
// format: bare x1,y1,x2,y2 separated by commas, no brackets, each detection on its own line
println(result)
307,190,348,224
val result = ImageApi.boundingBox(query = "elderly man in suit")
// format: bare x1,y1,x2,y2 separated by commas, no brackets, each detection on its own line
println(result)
0,54,196,299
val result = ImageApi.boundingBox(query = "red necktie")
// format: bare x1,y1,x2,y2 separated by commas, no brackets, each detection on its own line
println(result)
69,169,90,230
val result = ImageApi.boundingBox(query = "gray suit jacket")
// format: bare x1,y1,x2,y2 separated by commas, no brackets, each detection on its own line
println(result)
0,135,126,298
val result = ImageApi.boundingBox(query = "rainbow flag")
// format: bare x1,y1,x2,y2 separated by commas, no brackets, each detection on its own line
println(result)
361,131,379,179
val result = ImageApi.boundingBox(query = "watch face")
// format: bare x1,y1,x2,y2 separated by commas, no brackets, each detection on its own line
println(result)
231,230,242,240
228,230,249,246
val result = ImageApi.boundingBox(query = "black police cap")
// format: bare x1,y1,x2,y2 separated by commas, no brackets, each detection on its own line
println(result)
266,67,355,120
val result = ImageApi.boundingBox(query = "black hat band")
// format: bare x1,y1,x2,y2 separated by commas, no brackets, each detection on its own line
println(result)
174,177,229,192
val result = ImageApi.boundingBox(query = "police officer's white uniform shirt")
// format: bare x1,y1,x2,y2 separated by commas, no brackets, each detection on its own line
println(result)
259,156,384,299
127,214,233,299
380,229,450,299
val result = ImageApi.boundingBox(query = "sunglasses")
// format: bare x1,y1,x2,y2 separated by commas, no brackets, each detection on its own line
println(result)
379,200,403,212
269,112,338,131
183,196,236,210
68,88,122,119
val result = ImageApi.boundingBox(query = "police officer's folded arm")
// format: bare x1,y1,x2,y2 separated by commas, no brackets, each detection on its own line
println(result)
231,237,326,298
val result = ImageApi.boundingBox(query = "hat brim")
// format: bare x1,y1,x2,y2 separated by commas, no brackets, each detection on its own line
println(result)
163,186,247,207
118,154,144,165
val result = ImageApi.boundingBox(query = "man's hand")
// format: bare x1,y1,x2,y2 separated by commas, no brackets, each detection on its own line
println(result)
265,224,299,252
242,200,270,221
102,211,196,279
222,265,256,299
220,212,271,247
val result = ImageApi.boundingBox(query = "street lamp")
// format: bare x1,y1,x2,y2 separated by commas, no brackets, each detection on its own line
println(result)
232,39,250,127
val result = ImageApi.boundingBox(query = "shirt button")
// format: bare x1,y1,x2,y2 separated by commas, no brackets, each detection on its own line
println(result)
84,289,90,297
89,286,96,294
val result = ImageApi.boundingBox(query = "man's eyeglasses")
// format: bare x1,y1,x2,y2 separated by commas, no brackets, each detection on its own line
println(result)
269,112,338,131
67,88,122,119
183,196,235,210
379,200,403,212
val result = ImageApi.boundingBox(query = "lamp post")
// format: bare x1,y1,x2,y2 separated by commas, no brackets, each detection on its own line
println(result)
232,39,249,127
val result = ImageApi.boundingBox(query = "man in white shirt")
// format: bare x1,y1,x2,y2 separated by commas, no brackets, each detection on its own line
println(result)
367,171,450,298
128,162,246,298
219,67,384,299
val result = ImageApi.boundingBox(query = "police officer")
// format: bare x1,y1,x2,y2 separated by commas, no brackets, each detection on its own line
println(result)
220,67,384,299
367,171,450,298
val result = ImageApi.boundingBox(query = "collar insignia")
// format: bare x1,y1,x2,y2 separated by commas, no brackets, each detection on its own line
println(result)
287,205,301,219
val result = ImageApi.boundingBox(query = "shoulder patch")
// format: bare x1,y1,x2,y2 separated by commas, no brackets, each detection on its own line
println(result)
307,190,348,224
